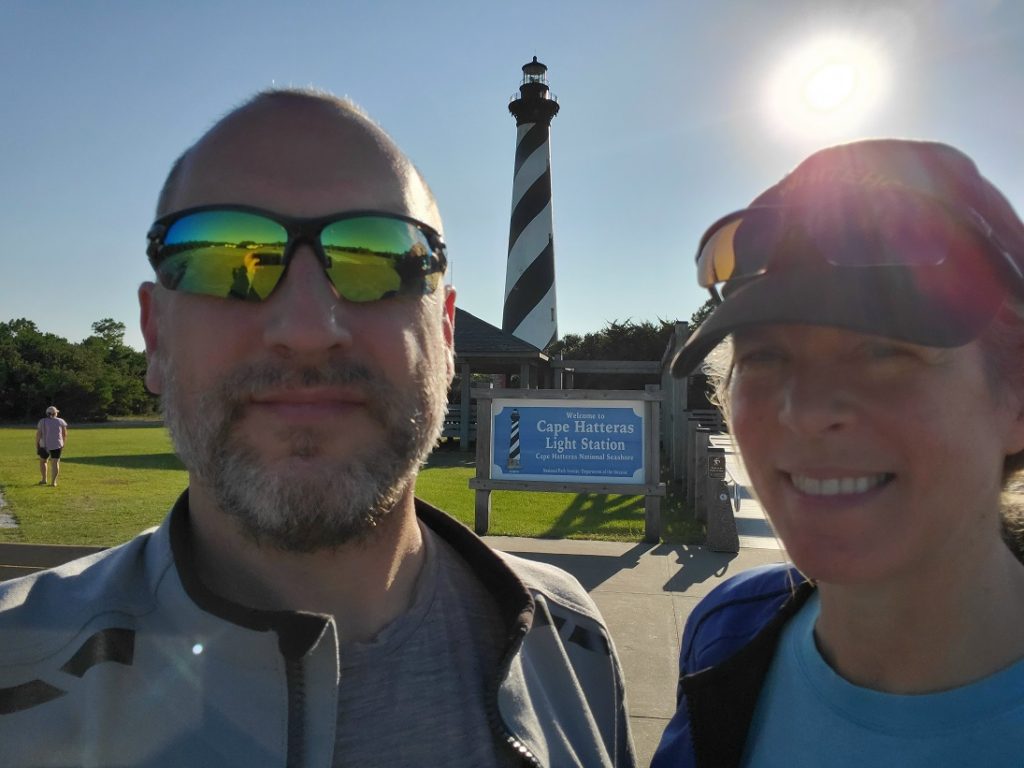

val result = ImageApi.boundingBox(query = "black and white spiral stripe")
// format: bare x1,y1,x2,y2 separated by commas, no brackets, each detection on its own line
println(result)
503,121,557,350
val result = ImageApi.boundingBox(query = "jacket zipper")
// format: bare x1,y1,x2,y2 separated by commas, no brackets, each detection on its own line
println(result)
487,625,543,767
285,657,306,768
490,707,543,768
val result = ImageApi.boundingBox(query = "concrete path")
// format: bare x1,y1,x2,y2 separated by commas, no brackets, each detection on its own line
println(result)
0,489,16,529
485,537,787,767
487,446,783,765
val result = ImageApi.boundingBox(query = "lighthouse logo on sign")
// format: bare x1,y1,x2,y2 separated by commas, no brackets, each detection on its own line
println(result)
507,409,521,469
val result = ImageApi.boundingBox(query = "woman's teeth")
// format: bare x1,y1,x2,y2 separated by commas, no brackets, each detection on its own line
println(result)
789,473,891,496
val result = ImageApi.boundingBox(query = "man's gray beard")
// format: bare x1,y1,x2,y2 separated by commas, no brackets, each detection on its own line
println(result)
162,358,449,552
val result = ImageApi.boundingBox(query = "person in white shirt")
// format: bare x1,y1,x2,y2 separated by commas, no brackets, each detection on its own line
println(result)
35,405,68,487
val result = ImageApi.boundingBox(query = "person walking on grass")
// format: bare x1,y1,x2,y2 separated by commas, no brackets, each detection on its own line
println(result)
35,405,67,487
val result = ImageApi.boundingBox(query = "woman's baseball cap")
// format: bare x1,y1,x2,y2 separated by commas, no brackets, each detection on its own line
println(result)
670,139,1024,377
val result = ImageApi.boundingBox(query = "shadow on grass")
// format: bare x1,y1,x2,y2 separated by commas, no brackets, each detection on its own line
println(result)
0,418,164,429
62,453,185,470
540,494,644,539
424,449,475,468
73,420,165,429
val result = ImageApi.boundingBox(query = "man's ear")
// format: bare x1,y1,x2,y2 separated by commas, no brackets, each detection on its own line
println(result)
138,282,165,395
441,286,457,380
1002,360,1024,456
1007,397,1024,456
442,285,456,350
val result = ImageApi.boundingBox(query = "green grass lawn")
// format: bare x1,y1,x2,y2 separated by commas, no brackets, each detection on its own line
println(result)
0,425,701,545
0,423,184,545
417,450,652,540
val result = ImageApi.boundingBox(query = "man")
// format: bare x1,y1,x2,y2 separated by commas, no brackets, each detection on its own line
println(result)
35,405,67,487
0,89,634,767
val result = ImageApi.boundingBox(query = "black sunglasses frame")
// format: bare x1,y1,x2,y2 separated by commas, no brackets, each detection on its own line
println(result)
146,204,448,299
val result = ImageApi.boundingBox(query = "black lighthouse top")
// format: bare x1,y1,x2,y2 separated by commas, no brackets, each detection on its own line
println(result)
522,56,548,84
509,56,560,126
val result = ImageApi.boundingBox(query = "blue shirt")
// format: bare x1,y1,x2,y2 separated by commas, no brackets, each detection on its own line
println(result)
743,592,1024,767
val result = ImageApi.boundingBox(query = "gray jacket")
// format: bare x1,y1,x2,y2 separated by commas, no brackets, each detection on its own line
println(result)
0,493,635,767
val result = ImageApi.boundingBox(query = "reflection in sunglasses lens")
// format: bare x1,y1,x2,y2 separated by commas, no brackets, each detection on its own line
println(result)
156,211,440,302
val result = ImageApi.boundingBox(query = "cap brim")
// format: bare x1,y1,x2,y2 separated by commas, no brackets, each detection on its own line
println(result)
671,264,1005,377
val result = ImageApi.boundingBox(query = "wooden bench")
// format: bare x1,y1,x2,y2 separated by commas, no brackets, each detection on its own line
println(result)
0,543,106,582
441,404,478,442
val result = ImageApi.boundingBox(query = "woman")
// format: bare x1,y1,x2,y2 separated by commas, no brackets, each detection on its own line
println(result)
653,139,1024,767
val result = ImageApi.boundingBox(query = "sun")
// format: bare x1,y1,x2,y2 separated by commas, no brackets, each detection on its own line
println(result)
803,61,858,112
766,34,886,140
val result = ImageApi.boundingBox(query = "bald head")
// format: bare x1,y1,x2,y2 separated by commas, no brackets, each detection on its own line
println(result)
156,89,439,230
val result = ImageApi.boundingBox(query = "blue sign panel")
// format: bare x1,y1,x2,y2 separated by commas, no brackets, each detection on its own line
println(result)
490,399,645,484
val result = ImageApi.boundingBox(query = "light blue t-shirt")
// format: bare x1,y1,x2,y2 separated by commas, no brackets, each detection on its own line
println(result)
742,592,1024,767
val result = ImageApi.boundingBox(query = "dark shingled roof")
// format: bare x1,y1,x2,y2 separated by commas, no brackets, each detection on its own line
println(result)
454,308,546,358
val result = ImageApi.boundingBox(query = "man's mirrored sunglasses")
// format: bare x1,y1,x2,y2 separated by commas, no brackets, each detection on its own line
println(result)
147,205,448,303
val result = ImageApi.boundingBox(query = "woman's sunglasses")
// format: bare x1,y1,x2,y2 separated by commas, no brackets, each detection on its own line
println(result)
696,190,1023,300
147,205,448,303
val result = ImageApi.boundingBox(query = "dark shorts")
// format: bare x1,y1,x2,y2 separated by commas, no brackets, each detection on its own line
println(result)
37,447,61,460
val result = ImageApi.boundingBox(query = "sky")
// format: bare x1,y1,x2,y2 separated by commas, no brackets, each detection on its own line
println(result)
2,0,1023,352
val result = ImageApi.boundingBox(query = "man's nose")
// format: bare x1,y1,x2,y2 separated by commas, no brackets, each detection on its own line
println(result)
261,246,354,356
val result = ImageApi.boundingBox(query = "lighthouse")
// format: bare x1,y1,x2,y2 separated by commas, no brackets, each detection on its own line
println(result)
503,56,560,350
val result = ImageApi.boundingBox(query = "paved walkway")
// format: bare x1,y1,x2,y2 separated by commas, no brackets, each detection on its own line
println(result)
486,537,786,766
485,450,785,766
0,489,15,529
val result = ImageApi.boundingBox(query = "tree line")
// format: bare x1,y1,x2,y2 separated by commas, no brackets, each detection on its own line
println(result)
0,318,156,422
546,298,715,391
0,298,716,423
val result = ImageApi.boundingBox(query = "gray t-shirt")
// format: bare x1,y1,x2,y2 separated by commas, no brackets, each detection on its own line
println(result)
333,524,523,767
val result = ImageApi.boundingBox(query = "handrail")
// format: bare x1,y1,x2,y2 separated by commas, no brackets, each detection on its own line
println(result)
509,91,559,104
724,467,742,512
